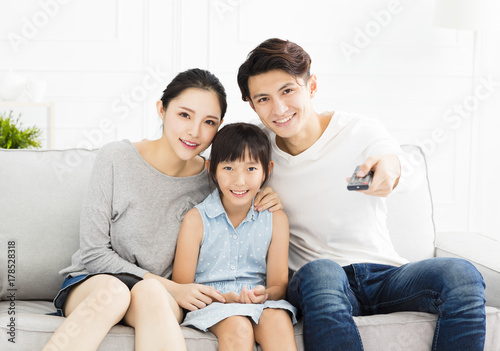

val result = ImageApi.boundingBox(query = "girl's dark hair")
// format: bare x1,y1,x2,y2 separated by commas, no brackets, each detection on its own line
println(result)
237,38,311,102
160,68,227,119
208,123,272,192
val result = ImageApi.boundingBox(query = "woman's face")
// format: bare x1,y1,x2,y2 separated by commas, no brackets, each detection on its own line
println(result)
160,88,222,161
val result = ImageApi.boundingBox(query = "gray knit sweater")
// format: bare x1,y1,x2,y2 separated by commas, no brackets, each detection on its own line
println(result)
59,140,211,280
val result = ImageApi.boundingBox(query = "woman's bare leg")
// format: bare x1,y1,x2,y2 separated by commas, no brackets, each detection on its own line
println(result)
42,275,131,351
123,279,186,351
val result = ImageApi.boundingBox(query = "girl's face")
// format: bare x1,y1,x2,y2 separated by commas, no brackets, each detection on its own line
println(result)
213,150,270,210
158,88,222,161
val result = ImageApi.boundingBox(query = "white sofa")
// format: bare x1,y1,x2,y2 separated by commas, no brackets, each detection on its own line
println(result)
1,144,499,350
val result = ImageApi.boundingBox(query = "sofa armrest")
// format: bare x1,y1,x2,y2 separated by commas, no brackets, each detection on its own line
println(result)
435,231,500,308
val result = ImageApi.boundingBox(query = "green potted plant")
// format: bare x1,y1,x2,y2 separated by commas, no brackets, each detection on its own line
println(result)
0,110,42,149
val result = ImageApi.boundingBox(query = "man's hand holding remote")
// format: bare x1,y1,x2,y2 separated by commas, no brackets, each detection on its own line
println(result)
348,155,401,197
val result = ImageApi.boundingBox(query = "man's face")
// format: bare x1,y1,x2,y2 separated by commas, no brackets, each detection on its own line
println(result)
248,70,315,140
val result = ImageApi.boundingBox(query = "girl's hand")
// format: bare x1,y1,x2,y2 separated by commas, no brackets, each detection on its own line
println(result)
254,187,283,212
239,286,268,304
222,291,241,304
170,283,226,311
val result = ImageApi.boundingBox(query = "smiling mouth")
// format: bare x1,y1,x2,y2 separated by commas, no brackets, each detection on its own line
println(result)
180,139,199,147
231,190,249,196
275,113,295,124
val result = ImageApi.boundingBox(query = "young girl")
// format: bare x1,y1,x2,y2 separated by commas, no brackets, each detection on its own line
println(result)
173,123,297,351
43,69,282,351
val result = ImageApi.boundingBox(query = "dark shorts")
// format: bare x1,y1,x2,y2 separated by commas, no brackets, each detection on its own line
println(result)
53,272,143,317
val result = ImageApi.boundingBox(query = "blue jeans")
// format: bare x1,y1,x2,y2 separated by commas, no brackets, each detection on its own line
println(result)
287,258,486,351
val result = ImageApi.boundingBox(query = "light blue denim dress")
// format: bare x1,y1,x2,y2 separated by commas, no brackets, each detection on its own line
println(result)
181,190,297,331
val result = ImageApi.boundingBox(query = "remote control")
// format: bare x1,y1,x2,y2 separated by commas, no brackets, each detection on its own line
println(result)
347,166,374,191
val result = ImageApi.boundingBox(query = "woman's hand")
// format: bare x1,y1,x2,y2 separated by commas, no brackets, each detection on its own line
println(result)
170,282,226,311
239,286,268,304
254,187,283,212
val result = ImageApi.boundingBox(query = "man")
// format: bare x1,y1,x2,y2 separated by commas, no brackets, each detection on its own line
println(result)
237,38,486,350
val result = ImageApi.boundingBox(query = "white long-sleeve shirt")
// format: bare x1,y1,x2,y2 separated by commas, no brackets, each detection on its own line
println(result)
265,111,409,271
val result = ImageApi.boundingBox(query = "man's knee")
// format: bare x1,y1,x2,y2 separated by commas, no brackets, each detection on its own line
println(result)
288,260,352,310
290,260,348,290
433,258,485,292
421,258,486,313
293,259,346,286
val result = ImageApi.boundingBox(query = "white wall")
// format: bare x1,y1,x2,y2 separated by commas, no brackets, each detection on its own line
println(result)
1,0,499,241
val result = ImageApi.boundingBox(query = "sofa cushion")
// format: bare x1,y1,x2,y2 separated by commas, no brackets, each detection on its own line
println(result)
0,148,98,300
1,301,499,350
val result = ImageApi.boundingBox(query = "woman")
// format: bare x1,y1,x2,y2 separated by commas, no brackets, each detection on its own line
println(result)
43,69,282,351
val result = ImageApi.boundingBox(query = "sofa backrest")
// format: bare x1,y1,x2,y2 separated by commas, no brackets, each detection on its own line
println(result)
0,145,436,301
0,148,98,300
386,145,436,261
